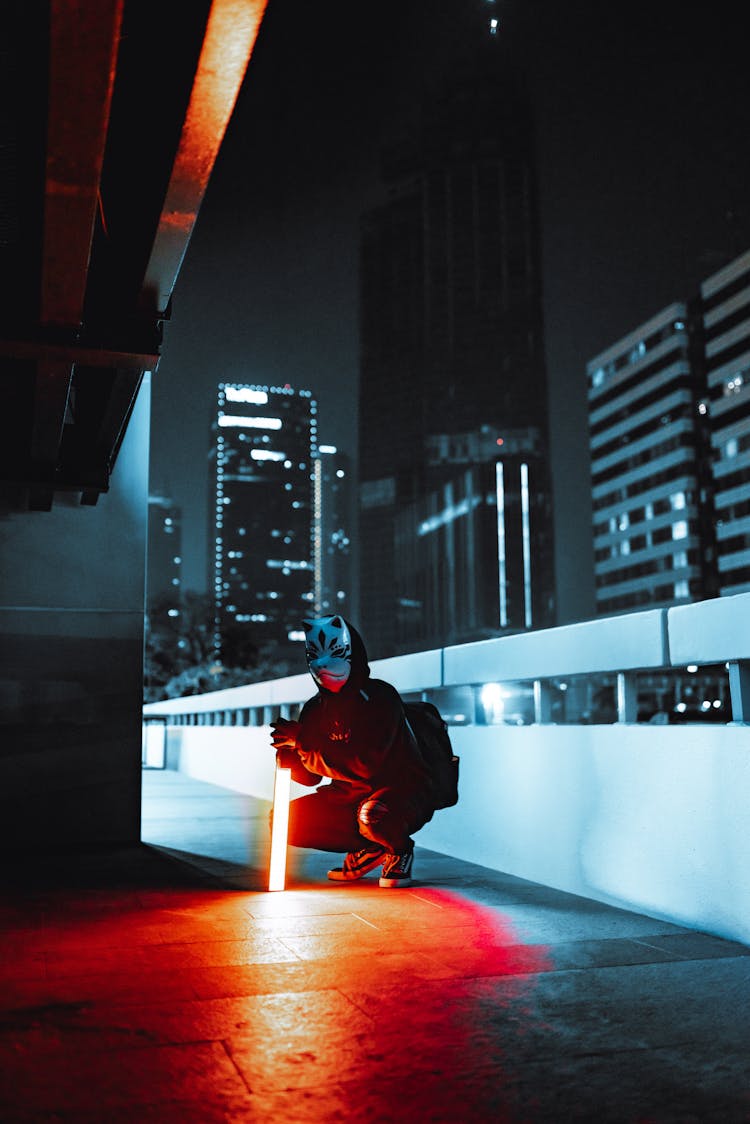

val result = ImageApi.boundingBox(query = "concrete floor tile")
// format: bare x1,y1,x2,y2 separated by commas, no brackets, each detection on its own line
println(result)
249,911,394,939
632,931,750,961
233,1058,540,1123
189,948,457,1000
0,1040,248,1114
0,949,47,982
470,957,750,1057
8,1098,260,1123
2,966,198,1008
68,989,372,1056
477,902,690,945
544,935,688,971
41,934,300,979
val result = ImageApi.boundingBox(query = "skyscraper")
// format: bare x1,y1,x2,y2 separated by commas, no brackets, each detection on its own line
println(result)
314,445,352,618
700,248,750,595
146,495,182,633
393,427,548,650
210,383,317,660
588,305,716,615
358,52,554,656
588,246,750,616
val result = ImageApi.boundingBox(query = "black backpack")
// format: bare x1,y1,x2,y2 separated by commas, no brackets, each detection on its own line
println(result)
403,700,459,810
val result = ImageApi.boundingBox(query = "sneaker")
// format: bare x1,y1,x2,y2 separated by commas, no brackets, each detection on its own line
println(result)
379,845,414,888
327,844,387,882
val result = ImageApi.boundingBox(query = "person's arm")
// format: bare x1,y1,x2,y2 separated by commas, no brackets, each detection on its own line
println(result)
270,716,322,786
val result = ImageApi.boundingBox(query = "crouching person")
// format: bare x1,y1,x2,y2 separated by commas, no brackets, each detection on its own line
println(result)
270,616,434,888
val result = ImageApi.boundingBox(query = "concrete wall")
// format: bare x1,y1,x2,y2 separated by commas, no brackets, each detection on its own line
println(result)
161,719,750,946
418,723,750,946
0,376,151,849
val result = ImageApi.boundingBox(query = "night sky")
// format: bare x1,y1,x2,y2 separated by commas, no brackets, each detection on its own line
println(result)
150,0,750,624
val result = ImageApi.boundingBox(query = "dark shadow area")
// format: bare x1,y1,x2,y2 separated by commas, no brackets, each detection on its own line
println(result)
147,843,265,891
0,842,221,892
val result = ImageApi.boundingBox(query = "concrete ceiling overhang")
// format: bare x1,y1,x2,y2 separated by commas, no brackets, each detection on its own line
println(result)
0,0,267,510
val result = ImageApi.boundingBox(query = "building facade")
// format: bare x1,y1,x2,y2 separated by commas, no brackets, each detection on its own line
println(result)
314,446,352,618
588,303,716,615
588,247,750,616
146,495,182,633
393,427,549,650
701,248,750,595
209,383,317,660
358,56,555,656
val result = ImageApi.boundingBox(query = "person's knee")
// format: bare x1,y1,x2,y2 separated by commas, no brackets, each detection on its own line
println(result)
357,796,390,832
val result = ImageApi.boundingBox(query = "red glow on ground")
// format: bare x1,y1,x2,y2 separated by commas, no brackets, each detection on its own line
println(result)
0,877,552,1119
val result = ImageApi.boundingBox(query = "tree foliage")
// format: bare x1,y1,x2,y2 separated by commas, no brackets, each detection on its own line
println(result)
144,590,293,702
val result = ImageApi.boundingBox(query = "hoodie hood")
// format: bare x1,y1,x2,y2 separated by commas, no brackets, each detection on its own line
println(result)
343,619,370,690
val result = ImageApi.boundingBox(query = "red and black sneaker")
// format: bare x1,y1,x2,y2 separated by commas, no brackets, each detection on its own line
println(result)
327,844,387,882
379,844,414,888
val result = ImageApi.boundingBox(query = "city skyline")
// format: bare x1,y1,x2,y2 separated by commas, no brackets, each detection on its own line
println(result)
149,0,750,626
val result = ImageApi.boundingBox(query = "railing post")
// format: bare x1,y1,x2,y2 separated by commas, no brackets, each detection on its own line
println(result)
533,679,552,724
617,672,638,723
728,660,750,723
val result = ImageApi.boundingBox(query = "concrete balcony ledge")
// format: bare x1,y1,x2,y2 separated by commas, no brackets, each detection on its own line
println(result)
667,590,750,664
370,646,443,692
442,608,668,685
145,672,314,715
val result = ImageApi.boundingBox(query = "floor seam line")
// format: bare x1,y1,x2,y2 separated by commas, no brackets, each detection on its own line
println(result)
220,1038,254,1096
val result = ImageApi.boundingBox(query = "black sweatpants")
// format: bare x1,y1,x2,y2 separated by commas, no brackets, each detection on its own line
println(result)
287,783,433,855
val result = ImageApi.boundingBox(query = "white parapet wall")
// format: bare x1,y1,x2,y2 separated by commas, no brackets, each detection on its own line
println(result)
161,725,312,804
417,723,750,946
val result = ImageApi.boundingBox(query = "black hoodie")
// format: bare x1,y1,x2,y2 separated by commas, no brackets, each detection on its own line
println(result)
286,621,433,803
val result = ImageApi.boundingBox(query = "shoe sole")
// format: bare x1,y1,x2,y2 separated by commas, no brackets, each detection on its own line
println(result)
378,875,412,888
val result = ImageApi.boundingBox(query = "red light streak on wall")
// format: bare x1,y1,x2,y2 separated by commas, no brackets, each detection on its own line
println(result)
140,0,269,314
42,0,124,328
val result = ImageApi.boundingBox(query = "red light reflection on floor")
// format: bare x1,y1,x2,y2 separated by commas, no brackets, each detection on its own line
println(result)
232,879,554,1118
0,880,553,1120
309,885,554,1121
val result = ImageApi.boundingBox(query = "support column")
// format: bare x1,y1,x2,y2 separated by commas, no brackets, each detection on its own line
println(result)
534,679,553,724
617,672,638,723
728,660,750,724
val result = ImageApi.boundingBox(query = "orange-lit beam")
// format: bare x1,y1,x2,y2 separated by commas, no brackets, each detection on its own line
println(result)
268,765,291,892
139,0,268,316
42,0,124,328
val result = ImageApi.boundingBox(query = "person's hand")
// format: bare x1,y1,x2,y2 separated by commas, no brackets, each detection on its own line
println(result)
270,717,301,753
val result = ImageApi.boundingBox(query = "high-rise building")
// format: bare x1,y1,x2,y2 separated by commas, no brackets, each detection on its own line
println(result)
146,495,182,632
588,247,750,615
393,427,548,650
700,248,750,595
314,445,352,617
587,304,716,615
358,55,555,656
210,383,317,659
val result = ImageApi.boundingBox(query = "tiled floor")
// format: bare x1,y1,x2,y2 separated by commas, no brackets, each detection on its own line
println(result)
1,770,749,1122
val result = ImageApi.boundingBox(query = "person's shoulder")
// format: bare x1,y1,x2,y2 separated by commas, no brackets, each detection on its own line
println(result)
363,679,401,705
299,694,322,718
